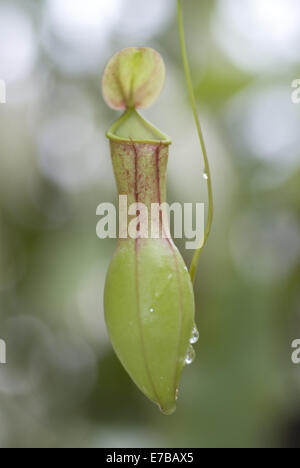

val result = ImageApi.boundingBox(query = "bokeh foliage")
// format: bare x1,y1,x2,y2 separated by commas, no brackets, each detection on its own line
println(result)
0,0,300,448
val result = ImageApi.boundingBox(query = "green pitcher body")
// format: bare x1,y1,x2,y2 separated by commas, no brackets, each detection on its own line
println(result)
102,47,201,414
104,138,195,414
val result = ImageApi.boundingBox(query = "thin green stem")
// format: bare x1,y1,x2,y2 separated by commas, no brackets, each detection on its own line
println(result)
177,0,213,284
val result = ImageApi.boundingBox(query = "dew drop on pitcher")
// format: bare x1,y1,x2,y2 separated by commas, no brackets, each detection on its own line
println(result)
189,326,199,344
203,172,208,180
185,345,195,365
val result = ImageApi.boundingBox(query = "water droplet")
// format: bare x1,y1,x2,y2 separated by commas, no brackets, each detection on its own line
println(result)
159,402,176,416
185,345,195,365
175,388,179,401
189,326,199,344
203,172,208,180
149,308,154,313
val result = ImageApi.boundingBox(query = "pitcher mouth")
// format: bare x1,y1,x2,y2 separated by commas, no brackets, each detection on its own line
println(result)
106,108,172,146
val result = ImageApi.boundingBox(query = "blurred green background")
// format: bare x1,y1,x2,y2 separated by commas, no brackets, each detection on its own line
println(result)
0,0,300,448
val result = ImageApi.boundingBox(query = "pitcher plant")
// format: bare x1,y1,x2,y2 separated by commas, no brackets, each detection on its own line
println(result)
102,0,213,415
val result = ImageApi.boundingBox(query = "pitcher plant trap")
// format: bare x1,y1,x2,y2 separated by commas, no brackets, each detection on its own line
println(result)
101,0,213,415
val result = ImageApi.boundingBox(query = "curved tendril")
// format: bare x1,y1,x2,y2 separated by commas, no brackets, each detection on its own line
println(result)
177,0,214,284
